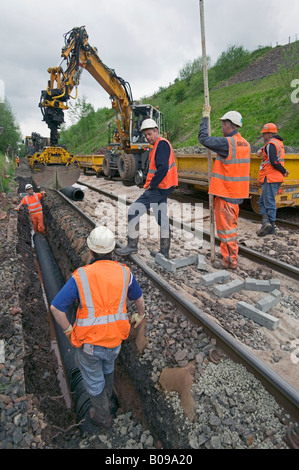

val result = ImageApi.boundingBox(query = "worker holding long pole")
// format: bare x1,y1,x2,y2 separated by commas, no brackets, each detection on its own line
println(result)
198,0,215,263
198,0,251,271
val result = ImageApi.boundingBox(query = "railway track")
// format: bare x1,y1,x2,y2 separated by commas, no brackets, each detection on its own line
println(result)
77,179,299,280
46,181,299,448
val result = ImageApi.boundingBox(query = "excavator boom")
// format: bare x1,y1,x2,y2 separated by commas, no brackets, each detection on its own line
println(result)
34,26,165,189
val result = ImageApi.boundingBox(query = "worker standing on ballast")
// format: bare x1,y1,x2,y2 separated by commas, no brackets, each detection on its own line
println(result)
256,123,289,237
198,105,251,270
14,183,46,235
117,118,178,259
50,226,145,429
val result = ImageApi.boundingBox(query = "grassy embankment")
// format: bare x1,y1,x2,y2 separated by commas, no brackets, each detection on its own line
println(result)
0,152,16,193
60,44,299,154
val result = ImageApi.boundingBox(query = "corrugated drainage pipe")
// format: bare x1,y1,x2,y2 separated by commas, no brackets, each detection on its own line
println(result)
60,186,84,201
33,232,95,433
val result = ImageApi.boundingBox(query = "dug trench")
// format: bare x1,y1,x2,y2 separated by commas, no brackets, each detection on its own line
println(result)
14,176,192,449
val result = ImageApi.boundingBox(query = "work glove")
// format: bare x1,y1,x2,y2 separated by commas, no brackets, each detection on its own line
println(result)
63,324,73,344
14,207,19,211
130,313,145,328
202,104,211,118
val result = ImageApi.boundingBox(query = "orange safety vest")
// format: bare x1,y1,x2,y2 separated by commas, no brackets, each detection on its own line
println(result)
258,137,285,184
144,137,178,189
209,133,251,199
23,193,43,214
71,260,131,348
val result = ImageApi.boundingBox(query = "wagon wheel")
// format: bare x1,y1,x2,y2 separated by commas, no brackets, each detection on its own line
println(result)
103,154,117,178
117,154,136,181
250,195,260,214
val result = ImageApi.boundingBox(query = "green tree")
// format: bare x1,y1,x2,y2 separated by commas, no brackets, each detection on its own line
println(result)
178,56,211,83
0,99,21,154
214,45,250,81
68,95,95,124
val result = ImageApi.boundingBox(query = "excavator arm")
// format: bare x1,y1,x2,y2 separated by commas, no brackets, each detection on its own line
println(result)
33,26,165,189
40,26,133,148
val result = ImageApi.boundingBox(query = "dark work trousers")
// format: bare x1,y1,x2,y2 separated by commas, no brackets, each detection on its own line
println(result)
127,187,175,239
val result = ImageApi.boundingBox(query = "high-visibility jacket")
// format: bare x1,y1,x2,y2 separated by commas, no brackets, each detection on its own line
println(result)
71,260,131,348
258,137,285,184
209,133,251,199
22,193,43,214
144,137,178,189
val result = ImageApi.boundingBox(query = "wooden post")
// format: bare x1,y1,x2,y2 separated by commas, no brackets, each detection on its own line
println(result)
199,0,215,262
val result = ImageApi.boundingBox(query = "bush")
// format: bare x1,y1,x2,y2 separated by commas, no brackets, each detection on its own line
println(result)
214,45,251,82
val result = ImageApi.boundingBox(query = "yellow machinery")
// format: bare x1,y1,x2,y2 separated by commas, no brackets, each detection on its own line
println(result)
30,26,166,189
175,152,299,213
75,154,104,177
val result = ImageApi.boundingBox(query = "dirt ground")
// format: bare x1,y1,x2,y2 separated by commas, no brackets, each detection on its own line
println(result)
0,178,82,447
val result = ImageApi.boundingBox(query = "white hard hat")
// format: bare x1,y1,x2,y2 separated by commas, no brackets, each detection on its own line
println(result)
140,118,158,132
25,184,33,190
220,111,243,128
87,226,115,254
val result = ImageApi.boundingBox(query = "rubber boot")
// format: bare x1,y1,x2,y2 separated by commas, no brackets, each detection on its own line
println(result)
116,237,138,256
256,214,272,237
103,372,114,408
150,231,171,259
103,371,118,417
89,391,113,428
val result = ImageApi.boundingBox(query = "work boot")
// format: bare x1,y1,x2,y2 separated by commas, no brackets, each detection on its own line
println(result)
103,372,114,407
268,222,276,235
256,214,272,237
116,237,138,256
150,231,171,259
89,391,113,428
103,371,118,416
213,259,229,269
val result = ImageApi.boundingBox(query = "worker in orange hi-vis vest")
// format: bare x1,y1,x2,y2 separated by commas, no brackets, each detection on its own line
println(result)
14,184,46,235
256,123,289,237
50,226,145,429
116,118,178,259
198,105,251,270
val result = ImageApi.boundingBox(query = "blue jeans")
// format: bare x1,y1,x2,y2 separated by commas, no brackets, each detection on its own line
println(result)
128,187,174,239
76,343,121,396
258,178,281,223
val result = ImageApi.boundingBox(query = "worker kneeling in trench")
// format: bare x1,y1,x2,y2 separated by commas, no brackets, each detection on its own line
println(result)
50,225,145,428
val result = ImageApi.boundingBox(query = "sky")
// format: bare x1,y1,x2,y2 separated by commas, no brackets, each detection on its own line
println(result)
1,0,298,139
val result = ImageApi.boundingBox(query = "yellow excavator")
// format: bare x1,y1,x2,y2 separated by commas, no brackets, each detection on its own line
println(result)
28,26,166,189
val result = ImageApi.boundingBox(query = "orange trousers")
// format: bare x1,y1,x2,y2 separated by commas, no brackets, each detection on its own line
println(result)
30,212,46,235
214,196,239,267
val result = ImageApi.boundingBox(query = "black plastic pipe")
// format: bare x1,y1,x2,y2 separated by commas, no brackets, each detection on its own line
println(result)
60,186,84,201
33,232,95,432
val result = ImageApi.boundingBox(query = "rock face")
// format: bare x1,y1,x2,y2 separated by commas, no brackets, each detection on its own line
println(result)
217,42,299,88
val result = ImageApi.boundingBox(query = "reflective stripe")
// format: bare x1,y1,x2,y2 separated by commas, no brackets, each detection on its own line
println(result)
217,234,238,242
147,161,176,175
25,193,43,214
217,228,237,235
215,137,250,165
212,173,250,182
261,142,284,168
74,265,129,327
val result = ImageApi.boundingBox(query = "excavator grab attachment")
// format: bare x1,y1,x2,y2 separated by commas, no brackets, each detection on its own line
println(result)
28,147,80,190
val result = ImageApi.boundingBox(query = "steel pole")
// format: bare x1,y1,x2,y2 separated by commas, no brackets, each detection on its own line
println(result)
199,0,215,262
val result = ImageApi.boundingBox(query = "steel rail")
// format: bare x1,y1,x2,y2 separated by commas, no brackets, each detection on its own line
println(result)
76,181,299,280
56,189,299,421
